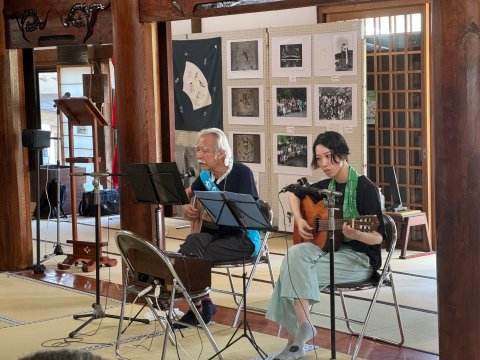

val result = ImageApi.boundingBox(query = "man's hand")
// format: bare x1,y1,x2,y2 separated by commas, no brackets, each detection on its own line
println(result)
183,203,199,221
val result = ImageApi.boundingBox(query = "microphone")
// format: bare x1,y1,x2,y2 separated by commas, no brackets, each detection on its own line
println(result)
62,92,71,99
300,186,342,197
180,167,196,179
279,177,309,193
319,188,343,197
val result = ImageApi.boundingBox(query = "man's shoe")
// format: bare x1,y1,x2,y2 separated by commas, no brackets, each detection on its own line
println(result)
201,299,217,324
173,309,199,329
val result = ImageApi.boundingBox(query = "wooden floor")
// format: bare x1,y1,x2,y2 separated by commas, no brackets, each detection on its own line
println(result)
18,268,439,360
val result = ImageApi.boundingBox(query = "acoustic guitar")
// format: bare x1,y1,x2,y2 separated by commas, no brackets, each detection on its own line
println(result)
190,196,204,233
293,195,379,252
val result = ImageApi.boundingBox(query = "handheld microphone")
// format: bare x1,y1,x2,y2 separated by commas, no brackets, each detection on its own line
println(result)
180,167,196,179
279,177,309,193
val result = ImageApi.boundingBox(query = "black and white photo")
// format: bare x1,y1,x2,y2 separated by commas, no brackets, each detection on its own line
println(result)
271,35,311,78
227,38,263,79
229,131,265,172
280,44,302,68
228,86,264,125
314,84,357,128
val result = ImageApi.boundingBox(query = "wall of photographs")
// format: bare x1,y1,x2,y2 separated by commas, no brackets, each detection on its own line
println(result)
174,20,365,231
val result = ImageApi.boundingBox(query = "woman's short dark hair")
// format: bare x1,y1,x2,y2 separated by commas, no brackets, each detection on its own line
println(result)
311,131,350,169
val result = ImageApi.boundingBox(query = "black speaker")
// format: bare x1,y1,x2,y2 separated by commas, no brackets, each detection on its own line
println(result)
22,129,51,149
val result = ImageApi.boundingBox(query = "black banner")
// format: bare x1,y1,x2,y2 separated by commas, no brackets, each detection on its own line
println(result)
173,37,223,131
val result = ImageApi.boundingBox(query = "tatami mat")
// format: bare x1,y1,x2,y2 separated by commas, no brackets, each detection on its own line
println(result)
29,215,439,355
0,275,357,360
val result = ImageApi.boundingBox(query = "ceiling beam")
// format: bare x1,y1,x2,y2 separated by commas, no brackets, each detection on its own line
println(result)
138,0,385,23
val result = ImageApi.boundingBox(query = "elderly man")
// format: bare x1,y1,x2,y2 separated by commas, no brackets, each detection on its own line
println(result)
178,127,261,327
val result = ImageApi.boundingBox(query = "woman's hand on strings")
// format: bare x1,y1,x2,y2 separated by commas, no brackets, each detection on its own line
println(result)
297,218,314,240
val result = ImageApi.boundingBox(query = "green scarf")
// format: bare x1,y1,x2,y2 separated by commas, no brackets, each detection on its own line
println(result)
328,166,360,242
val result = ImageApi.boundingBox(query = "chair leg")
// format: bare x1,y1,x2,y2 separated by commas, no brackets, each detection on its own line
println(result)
115,272,129,360
144,298,176,346
178,284,224,359
388,273,405,346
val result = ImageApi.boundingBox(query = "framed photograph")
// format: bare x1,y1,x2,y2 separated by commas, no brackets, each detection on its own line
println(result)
313,31,358,76
273,133,312,176
272,85,311,126
229,131,265,173
314,84,357,128
276,174,303,232
271,35,311,78
226,38,263,79
228,86,264,125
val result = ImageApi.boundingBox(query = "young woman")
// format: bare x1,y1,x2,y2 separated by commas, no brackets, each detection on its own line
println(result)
266,131,386,360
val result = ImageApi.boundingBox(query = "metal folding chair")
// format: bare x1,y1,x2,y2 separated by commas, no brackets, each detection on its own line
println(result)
312,213,405,359
115,230,223,359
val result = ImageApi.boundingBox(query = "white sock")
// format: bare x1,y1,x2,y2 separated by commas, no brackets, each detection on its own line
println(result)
273,340,293,359
273,343,305,360
293,322,317,347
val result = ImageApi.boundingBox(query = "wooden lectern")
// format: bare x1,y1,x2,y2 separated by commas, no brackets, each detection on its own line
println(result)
53,97,117,272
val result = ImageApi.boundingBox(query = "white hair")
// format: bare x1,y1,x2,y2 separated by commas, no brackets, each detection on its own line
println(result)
198,128,233,166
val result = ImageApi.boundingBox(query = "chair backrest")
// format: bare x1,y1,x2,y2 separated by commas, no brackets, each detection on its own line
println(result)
382,213,398,253
257,199,274,230
256,199,273,259
115,230,211,294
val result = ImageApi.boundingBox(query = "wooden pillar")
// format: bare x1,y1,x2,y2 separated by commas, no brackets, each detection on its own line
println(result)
432,1,480,358
111,0,162,244
0,1,33,270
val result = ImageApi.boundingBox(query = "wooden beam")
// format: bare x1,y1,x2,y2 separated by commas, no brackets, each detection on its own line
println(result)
138,0,386,23
3,0,112,49
432,0,480,358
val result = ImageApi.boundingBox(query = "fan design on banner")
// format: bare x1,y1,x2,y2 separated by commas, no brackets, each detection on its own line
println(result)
182,61,212,110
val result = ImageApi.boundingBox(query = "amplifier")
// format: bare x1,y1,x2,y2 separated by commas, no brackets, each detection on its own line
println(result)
131,250,211,295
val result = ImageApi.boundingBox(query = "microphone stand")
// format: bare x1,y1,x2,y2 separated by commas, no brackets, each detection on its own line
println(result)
68,172,149,338
324,193,340,360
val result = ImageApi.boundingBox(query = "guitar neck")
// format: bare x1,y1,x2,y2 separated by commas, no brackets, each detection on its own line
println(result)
313,218,353,232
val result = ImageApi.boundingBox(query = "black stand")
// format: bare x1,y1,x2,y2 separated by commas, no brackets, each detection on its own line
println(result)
195,191,272,360
324,193,340,360
68,173,149,338
124,162,190,247
32,148,47,274
22,129,51,275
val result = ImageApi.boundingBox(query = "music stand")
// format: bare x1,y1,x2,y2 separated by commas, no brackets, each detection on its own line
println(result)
194,190,272,360
124,162,189,247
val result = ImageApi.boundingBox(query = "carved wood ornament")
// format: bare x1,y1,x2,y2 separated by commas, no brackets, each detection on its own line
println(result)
3,0,112,48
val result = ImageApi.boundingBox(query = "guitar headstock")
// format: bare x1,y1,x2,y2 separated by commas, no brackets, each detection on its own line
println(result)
351,215,380,232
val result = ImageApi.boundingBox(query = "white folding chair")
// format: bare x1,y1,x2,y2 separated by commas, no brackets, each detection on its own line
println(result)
115,230,223,359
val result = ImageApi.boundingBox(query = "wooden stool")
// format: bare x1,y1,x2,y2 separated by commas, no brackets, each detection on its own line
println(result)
386,211,434,259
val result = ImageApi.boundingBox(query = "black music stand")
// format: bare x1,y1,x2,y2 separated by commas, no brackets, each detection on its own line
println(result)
194,190,272,360
124,162,189,247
